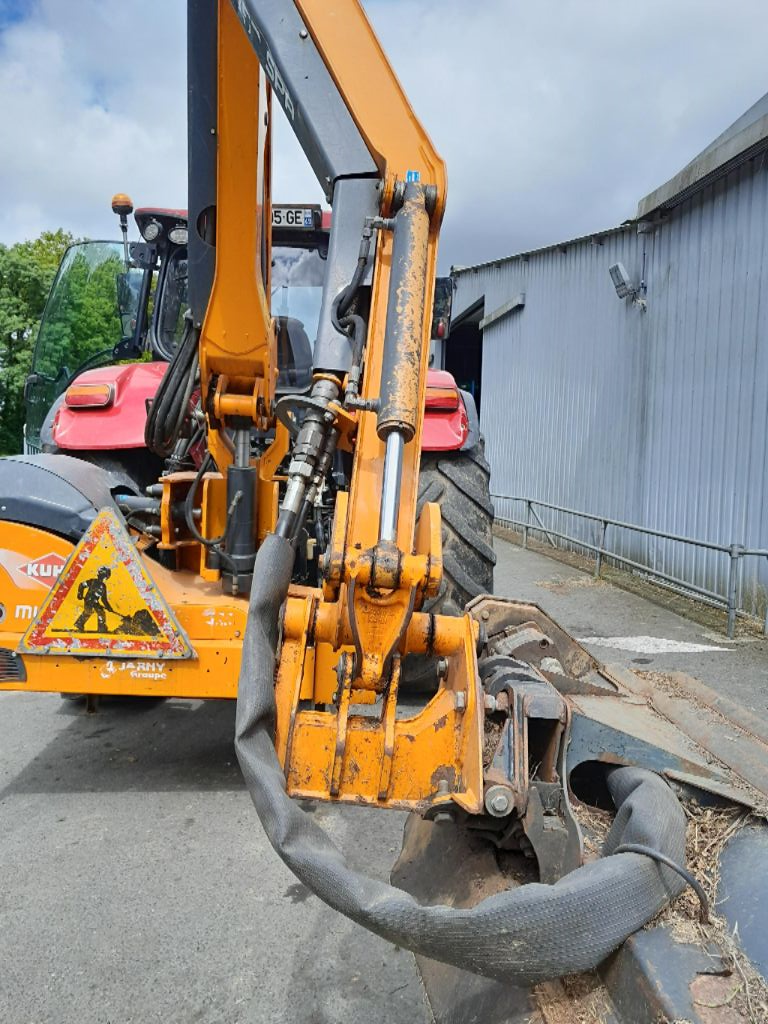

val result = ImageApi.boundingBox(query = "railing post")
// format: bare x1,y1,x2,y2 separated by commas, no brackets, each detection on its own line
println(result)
523,500,530,549
726,544,743,640
595,519,607,577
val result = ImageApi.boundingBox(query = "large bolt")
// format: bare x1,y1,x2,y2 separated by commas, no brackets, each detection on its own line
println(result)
485,785,513,817
491,792,510,814
433,779,454,822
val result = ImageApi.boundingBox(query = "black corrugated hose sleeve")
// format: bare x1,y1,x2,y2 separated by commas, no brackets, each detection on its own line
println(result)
235,533,687,983
144,318,198,457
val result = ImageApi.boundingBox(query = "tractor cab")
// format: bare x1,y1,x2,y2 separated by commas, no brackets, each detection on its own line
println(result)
22,200,458,495
24,198,188,454
269,206,453,393
271,204,330,392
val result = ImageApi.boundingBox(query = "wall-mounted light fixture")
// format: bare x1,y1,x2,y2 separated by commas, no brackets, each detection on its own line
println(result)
609,262,647,310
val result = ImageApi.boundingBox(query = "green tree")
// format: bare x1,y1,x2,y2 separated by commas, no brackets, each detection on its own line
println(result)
0,229,74,455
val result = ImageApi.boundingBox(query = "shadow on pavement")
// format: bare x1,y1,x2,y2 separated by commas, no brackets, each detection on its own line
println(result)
0,696,243,798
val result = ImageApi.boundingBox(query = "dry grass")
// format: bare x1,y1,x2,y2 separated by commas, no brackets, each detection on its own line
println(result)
652,801,768,1023
571,798,612,859
535,974,613,1024
482,717,503,770
636,670,768,815
533,797,768,1022
547,797,768,1022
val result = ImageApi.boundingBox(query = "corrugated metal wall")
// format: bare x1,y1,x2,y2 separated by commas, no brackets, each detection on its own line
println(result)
453,156,768,617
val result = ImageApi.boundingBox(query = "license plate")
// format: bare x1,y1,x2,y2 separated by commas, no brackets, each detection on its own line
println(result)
272,206,316,229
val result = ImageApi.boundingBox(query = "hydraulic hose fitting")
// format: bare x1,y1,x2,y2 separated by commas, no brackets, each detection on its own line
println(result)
276,378,340,542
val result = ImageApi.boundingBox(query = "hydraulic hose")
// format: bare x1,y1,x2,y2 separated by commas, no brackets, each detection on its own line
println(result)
332,223,373,326
145,315,199,458
183,453,229,548
330,223,373,401
235,533,688,984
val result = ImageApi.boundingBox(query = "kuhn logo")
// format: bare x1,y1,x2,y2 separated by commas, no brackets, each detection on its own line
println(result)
19,552,67,589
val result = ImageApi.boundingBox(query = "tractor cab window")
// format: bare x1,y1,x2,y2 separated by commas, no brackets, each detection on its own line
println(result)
271,246,325,342
272,245,326,392
153,245,188,361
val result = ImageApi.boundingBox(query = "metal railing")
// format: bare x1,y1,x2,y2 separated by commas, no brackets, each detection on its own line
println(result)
492,495,768,639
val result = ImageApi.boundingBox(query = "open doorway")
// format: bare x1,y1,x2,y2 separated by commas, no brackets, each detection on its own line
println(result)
444,297,484,412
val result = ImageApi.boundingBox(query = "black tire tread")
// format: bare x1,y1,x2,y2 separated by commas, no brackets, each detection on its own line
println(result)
401,439,496,691
417,438,496,618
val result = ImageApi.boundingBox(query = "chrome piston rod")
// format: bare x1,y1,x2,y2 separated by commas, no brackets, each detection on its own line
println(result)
378,432,405,543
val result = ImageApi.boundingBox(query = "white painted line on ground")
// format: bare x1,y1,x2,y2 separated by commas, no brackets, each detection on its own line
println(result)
577,635,731,654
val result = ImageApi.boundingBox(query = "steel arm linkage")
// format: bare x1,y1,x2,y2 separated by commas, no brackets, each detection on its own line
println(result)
208,0,484,812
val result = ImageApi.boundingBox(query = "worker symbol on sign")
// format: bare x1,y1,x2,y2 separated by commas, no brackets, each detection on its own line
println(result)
74,567,115,632
71,566,160,636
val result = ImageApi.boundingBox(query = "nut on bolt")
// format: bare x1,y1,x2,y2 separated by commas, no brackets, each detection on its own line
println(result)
484,784,513,817
433,779,454,821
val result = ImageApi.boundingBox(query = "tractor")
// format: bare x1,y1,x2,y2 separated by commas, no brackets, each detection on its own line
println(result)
22,197,494,623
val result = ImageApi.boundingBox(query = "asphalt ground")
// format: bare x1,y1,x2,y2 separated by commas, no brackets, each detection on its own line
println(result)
2,535,766,1024
492,536,768,724
0,693,427,1024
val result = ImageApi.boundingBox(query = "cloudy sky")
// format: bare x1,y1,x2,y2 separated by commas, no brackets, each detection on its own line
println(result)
0,0,766,269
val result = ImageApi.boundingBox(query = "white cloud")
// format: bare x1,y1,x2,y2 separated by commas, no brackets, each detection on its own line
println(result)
1,0,766,270
0,0,187,243
363,0,768,266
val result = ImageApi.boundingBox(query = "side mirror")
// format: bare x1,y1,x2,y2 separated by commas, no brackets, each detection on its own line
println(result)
115,271,136,314
23,372,42,402
116,270,143,344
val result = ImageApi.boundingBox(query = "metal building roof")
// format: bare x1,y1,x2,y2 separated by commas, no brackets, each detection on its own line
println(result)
636,91,768,219
453,92,768,279
451,222,633,278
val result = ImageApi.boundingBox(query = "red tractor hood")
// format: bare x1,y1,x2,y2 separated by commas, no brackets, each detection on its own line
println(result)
52,362,168,450
52,364,469,454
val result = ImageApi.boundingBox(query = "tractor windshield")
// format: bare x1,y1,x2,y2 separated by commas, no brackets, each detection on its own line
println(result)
25,241,142,450
271,246,326,343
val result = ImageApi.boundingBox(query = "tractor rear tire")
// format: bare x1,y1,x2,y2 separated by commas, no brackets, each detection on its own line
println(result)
403,440,496,692
417,439,496,615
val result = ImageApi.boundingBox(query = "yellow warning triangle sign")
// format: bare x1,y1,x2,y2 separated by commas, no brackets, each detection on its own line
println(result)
18,507,194,660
